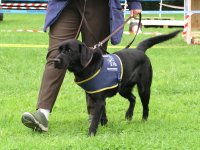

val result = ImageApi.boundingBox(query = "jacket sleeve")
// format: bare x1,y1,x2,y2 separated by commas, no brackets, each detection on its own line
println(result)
127,0,142,10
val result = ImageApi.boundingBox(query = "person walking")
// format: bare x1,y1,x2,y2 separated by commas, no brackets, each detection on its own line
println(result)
21,0,142,132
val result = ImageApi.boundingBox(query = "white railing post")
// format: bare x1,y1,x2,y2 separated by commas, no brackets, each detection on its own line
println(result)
159,0,163,18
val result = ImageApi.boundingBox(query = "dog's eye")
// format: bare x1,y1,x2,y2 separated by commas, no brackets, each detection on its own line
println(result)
67,49,71,53
61,49,71,54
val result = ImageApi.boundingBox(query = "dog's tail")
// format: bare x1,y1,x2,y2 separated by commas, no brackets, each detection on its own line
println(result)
136,30,182,52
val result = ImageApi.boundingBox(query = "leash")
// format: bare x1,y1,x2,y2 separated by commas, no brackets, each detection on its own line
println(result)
74,0,86,40
125,13,142,49
75,0,100,44
75,0,142,53
92,15,133,50
93,13,142,51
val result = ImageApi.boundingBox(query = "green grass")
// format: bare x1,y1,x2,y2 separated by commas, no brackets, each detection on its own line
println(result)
0,14,200,149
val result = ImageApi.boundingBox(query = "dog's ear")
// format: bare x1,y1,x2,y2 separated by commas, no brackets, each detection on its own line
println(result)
80,43,93,67
58,45,63,52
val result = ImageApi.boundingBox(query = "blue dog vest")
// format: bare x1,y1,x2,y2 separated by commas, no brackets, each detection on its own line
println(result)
75,54,123,94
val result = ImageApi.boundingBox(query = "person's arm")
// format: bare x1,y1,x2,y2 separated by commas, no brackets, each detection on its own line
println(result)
127,0,142,18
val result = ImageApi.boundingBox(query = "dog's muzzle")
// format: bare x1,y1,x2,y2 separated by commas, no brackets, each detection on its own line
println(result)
54,58,63,69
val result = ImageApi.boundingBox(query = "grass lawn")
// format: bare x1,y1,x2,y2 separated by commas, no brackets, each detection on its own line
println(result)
0,14,200,149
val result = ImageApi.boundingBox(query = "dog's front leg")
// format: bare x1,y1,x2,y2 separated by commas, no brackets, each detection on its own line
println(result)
88,99,105,136
100,106,108,126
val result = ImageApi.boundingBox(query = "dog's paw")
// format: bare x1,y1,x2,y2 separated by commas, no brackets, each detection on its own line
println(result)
142,117,148,122
125,116,132,121
88,127,97,137
88,131,96,137
125,111,133,121
100,117,108,126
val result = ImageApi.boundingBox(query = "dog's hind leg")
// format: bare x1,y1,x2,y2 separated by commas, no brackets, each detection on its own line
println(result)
137,63,152,121
137,80,151,121
119,89,136,120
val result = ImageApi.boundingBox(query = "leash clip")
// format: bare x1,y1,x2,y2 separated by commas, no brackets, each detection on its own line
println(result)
92,42,103,49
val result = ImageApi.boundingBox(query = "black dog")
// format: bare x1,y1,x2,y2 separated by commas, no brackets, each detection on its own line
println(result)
54,30,181,136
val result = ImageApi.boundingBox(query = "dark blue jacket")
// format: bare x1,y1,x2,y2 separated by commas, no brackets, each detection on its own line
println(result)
75,54,123,94
44,0,142,45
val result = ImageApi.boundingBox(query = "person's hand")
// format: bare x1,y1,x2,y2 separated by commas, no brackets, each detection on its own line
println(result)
130,9,142,18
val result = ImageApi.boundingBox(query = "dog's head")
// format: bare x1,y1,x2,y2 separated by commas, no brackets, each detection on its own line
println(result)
54,39,93,73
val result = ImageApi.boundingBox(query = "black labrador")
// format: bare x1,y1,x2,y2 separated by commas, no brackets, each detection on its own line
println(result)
54,30,181,136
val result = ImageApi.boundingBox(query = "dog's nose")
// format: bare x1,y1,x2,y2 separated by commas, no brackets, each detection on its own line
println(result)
54,58,61,68
54,58,61,63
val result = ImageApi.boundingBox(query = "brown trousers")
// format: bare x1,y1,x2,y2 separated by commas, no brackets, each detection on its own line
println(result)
36,0,109,114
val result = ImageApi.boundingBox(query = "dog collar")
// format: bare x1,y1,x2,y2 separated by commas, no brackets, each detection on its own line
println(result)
75,54,123,94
